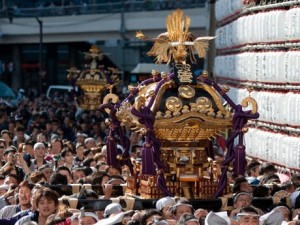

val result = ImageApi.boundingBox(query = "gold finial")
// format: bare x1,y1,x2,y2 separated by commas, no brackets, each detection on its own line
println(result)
136,31,147,40
137,9,215,64
242,127,249,133
161,71,168,79
201,71,209,78
222,85,230,93
151,69,159,79
247,86,254,97
105,118,112,126
67,67,80,80
83,45,107,69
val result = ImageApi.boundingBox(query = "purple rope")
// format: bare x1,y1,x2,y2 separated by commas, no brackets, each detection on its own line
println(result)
198,76,259,198
128,71,174,195
99,104,134,173
123,76,162,103
100,70,174,196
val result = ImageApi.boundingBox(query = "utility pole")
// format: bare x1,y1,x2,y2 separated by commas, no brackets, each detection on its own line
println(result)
206,0,216,77
7,10,44,94
120,0,126,85
2,0,5,10
35,17,43,95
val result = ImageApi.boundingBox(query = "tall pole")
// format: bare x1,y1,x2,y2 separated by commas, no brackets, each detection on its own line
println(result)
206,1,216,77
120,0,125,86
35,17,43,95
2,0,5,10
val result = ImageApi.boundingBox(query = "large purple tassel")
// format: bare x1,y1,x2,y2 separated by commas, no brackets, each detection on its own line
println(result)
234,145,246,176
141,142,155,175
107,136,118,167
157,172,173,197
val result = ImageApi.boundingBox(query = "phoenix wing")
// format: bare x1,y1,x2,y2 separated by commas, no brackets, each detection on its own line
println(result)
193,36,215,58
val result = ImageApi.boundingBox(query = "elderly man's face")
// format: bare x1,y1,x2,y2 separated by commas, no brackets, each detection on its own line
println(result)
234,194,252,209
85,140,96,149
79,216,97,225
186,221,199,225
175,205,193,220
238,214,259,225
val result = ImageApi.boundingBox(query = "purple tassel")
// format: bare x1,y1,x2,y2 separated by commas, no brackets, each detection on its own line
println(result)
157,172,173,197
142,142,155,175
107,137,118,167
234,145,246,176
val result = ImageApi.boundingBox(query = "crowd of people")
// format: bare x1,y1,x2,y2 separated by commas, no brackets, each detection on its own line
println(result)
0,91,300,225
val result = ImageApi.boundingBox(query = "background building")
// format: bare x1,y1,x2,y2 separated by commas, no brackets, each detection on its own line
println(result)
0,0,210,93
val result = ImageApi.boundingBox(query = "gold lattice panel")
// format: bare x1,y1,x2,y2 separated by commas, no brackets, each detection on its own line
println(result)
154,114,231,141
199,179,231,198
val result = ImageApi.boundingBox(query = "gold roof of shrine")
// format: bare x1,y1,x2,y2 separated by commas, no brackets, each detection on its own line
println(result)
116,72,232,141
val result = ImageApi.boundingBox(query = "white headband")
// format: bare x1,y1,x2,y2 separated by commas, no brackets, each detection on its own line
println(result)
237,213,260,217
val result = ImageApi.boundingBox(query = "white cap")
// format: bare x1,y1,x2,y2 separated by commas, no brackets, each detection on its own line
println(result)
95,212,124,225
76,132,88,138
156,197,176,211
205,211,231,225
290,191,300,208
79,212,98,223
259,209,284,225
84,137,96,145
233,192,253,203
0,184,9,190
34,142,45,151
103,203,123,218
